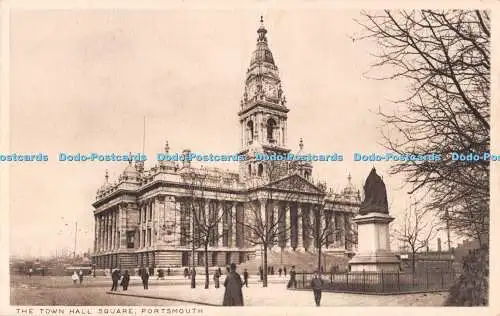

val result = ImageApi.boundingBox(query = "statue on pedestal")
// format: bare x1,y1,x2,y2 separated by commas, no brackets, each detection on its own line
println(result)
359,167,389,215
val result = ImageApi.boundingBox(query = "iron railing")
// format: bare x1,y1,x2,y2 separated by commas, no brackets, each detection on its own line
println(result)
295,270,459,293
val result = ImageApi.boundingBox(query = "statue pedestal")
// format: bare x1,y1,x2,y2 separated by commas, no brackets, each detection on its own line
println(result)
349,212,400,272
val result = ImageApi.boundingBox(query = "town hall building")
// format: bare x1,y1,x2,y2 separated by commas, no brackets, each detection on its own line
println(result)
92,18,361,272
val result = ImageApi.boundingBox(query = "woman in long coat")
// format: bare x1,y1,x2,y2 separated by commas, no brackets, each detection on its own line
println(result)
222,263,244,306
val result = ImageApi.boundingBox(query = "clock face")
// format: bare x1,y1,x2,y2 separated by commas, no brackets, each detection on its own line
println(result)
266,83,277,97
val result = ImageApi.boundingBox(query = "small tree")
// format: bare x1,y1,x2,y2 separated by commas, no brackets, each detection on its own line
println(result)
180,170,228,289
304,200,358,273
394,199,439,273
241,160,303,287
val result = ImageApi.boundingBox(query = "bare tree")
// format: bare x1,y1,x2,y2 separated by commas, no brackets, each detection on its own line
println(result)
304,200,358,273
394,200,439,273
240,160,302,287
180,169,228,289
356,10,490,245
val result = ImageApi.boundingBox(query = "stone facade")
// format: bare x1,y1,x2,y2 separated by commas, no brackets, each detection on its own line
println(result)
92,18,361,271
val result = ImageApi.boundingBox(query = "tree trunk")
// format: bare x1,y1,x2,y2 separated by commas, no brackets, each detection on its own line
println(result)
317,246,322,273
204,243,209,289
411,249,416,274
263,244,268,288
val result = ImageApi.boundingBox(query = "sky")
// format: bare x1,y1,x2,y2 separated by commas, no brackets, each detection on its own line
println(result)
7,8,457,258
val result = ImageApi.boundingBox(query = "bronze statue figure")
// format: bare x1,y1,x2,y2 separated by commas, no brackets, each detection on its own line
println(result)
359,167,389,215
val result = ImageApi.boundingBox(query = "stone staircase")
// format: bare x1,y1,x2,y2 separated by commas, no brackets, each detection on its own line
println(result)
236,247,350,274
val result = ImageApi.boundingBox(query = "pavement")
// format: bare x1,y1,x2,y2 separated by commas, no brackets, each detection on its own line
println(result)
107,282,448,306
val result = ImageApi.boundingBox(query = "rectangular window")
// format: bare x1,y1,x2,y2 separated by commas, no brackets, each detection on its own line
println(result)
138,208,141,224
147,228,152,246
143,208,147,223
127,232,135,249
149,204,153,221
142,230,146,247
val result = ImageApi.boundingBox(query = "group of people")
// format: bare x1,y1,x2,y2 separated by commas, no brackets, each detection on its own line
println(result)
109,266,150,291
71,270,85,285
258,265,289,280
102,263,324,307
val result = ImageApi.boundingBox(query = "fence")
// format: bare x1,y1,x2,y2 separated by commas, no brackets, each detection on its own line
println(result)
295,270,459,294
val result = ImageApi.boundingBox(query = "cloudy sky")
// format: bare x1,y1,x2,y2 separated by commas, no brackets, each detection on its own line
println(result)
7,8,455,258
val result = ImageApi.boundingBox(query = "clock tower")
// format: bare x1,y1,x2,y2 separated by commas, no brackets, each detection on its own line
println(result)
238,17,290,181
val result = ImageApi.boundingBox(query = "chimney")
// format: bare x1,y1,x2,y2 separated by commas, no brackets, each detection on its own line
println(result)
182,149,192,168
437,237,442,253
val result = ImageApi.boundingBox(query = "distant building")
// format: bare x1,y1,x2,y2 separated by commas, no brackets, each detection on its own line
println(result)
92,18,361,271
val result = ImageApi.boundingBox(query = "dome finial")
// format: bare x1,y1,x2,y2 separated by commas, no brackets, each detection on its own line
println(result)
348,172,352,183
105,169,109,183
257,16,267,42
299,138,304,151
165,140,170,153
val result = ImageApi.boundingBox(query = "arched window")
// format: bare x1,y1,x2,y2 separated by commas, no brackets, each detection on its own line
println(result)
267,118,277,143
304,170,310,179
247,120,254,144
248,164,252,176
258,163,264,177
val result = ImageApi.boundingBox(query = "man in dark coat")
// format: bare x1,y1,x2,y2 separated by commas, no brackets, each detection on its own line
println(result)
284,267,287,277
120,270,130,291
278,267,282,276
213,269,221,288
258,266,263,281
243,269,249,287
110,269,120,291
310,271,324,306
141,269,149,290
222,263,244,306
287,266,297,289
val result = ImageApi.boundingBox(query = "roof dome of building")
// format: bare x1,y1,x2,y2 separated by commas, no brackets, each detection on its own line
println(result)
122,161,139,179
337,173,361,204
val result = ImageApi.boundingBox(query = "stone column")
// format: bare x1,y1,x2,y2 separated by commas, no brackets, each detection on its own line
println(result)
297,204,303,251
271,201,279,250
94,215,98,254
205,199,210,246
309,205,316,251
113,211,117,249
174,198,181,247
99,215,103,252
285,203,291,249
231,202,237,248
112,212,116,250
260,199,267,235
218,201,224,247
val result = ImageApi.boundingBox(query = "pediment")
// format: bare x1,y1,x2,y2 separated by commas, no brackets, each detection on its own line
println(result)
265,174,324,195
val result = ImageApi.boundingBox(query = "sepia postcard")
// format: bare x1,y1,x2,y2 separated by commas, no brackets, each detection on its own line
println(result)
0,0,497,316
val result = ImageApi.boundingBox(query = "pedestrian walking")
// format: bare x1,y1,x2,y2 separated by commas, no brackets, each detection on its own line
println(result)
141,269,150,290
310,271,324,307
167,267,171,276
284,267,287,277
78,270,84,284
243,269,249,287
222,263,244,306
213,269,221,288
184,267,189,278
110,269,120,291
278,268,282,276
287,266,297,289
72,272,79,285
28,268,33,278
259,266,263,281
120,270,130,291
